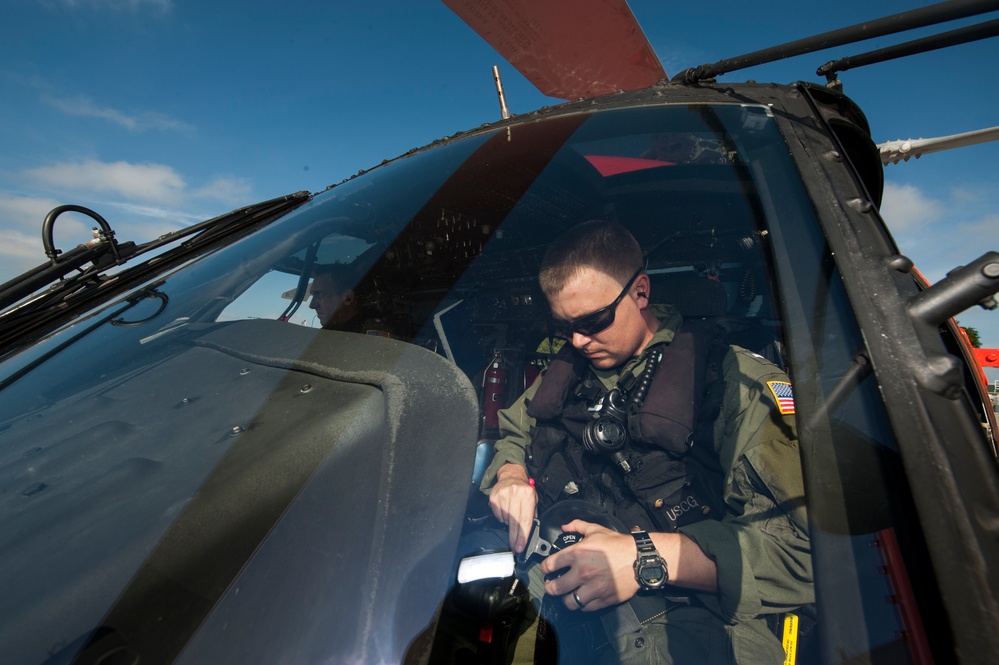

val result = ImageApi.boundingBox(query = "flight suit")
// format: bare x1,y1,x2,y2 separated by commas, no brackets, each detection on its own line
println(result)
480,312,813,664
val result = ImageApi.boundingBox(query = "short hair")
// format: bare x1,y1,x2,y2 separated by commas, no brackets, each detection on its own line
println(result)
312,263,358,293
539,220,643,297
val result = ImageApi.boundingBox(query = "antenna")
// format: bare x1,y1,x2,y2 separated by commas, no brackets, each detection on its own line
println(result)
492,65,511,120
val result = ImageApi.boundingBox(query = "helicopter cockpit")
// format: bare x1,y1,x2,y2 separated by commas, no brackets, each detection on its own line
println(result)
1,90,994,664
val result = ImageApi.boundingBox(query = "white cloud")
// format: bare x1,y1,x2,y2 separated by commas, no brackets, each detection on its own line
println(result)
42,94,192,133
24,160,187,205
1,228,48,263
192,176,254,207
879,181,944,233
0,194,92,280
0,194,64,232
50,0,173,13
0,186,241,284
4,161,256,282
959,213,999,236
948,185,987,205
0,229,50,283
20,159,253,215
105,201,203,225
887,189,999,285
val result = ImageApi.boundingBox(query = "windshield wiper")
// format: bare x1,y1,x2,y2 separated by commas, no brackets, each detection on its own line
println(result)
134,190,311,256
0,191,311,350
0,205,138,310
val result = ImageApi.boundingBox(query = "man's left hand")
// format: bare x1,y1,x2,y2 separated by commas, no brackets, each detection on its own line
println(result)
539,520,640,612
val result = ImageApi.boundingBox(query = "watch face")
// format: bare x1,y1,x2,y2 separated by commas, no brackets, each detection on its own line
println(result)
640,566,664,584
638,556,666,587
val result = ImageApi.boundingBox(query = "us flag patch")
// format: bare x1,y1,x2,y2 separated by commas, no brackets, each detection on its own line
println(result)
766,381,795,415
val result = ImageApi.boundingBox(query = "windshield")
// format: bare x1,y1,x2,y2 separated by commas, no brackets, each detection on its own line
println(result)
0,102,958,664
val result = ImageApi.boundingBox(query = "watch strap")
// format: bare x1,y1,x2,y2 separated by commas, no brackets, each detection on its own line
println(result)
631,529,656,553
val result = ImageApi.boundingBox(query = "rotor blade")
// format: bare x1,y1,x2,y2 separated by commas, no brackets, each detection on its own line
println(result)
442,0,666,101
879,125,999,165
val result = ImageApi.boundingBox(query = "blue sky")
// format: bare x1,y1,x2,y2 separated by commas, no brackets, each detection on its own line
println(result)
2,0,998,365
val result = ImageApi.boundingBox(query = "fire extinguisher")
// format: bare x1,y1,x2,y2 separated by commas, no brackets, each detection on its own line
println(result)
482,351,508,436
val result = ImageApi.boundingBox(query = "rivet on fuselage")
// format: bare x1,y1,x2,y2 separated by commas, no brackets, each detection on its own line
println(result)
846,198,873,213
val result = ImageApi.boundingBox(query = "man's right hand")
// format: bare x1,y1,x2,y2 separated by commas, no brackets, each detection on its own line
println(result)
488,463,538,554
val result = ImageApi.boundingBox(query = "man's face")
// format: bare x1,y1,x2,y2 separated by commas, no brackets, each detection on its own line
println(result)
548,267,653,369
308,274,347,327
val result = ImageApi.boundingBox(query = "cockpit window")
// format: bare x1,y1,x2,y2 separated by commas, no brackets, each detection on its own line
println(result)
0,101,954,664
121,105,778,358
218,234,377,327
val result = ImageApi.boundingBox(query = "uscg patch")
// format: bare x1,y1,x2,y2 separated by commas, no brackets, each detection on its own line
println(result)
766,381,795,415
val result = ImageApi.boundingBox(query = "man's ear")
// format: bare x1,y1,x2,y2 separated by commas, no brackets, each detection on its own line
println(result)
635,273,651,305
342,289,356,305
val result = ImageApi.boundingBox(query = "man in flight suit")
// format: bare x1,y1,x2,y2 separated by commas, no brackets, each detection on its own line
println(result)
309,264,394,336
479,220,812,663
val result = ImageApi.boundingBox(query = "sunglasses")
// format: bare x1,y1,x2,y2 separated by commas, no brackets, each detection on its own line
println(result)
550,267,643,338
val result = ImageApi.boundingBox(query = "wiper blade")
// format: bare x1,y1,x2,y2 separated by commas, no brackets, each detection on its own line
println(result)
136,190,312,256
0,205,137,311
0,191,311,351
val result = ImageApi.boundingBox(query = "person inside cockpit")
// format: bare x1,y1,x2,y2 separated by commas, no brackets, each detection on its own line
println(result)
480,220,812,663
309,263,393,336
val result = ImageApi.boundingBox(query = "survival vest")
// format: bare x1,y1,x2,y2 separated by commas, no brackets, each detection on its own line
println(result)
524,322,728,532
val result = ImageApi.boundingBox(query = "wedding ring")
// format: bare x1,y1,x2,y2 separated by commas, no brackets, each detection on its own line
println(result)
572,589,587,609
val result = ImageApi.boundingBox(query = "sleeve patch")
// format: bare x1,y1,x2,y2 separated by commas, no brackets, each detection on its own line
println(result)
766,381,795,415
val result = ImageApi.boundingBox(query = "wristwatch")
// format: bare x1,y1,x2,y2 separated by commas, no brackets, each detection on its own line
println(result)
631,530,668,590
